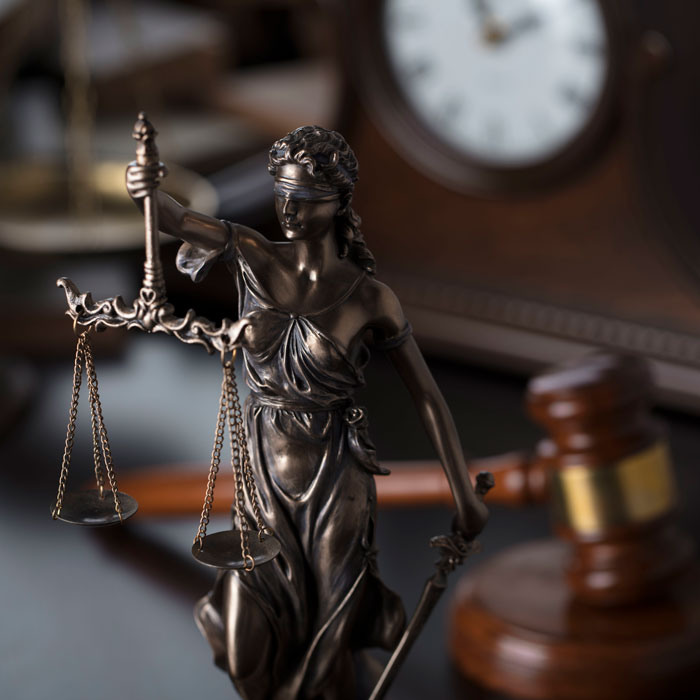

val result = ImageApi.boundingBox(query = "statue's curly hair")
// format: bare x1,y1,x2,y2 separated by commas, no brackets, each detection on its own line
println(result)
268,125,376,274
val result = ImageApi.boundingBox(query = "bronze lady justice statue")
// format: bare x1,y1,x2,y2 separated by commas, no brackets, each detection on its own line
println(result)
126,126,489,700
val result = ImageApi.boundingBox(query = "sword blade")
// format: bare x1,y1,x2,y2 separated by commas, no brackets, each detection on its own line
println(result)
368,571,447,700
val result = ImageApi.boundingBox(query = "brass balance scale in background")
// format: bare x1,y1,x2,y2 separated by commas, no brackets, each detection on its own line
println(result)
0,0,218,254
0,0,224,467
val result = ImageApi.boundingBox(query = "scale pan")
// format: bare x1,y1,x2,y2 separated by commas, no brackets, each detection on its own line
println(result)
192,530,281,570
52,489,138,526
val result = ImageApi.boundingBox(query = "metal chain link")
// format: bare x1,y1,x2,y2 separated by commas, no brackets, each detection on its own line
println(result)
52,332,86,518
224,359,254,571
193,353,274,571
193,364,228,550
84,339,105,498
83,338,123,520
228,367,271,538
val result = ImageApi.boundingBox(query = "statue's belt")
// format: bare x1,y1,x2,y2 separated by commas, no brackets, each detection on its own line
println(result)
248,394,353,413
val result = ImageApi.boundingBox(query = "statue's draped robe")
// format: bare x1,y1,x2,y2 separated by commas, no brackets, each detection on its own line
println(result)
177,227,408,699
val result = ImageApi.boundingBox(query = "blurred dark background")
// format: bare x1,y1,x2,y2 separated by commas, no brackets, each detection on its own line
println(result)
2,1,700,699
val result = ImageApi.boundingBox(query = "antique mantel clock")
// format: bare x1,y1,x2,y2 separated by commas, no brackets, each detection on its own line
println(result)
353,0,618,193
330,0,700,410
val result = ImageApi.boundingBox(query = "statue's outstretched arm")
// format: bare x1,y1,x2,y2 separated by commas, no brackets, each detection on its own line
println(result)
387,337,489,539
126,161,229,252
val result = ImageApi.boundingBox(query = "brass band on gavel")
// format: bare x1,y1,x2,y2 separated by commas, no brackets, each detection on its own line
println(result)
550,441,676,536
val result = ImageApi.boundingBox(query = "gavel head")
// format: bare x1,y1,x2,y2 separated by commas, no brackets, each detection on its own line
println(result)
525,352,693,605
527,352,658,464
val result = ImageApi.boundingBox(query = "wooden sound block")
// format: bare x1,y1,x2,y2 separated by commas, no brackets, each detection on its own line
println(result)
450,539,700,700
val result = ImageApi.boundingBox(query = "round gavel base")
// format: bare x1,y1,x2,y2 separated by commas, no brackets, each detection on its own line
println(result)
450,539,700,700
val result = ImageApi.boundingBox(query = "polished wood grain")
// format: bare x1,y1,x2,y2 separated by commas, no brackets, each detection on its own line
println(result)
350,113,700,334
450,352,700,699
450,540,700,700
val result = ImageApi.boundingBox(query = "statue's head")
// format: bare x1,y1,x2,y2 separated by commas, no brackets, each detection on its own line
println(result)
268,125,358,192
268,126,375,274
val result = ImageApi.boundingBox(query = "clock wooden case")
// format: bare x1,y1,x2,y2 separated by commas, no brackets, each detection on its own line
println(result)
329,0,700,410
348,0,622,194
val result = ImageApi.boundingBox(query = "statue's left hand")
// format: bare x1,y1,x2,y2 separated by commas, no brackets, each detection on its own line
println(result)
475,471,495,498
453,471,494,539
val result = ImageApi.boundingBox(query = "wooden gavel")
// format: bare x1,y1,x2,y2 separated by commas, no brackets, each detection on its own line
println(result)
449,351,700,700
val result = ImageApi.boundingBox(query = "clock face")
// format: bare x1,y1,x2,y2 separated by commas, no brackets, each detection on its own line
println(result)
382,0,610,169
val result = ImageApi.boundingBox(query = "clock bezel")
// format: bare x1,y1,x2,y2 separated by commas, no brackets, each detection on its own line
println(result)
342,0,628,195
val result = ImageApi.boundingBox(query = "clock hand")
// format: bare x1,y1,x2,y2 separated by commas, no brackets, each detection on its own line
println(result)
470,0,507,45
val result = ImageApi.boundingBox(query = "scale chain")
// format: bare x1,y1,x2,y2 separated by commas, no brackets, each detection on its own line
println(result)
228,367,269,538
83,338,124,520
85,335,105,498
224,359,254,571
192,355,276,570
52,332,86,518
194,366,228,550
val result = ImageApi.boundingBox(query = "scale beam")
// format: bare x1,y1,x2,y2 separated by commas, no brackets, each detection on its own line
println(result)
57,277,240,355
57,112,240,356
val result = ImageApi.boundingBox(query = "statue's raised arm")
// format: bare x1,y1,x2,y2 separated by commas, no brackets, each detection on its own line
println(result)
125,165,228,254
58,113,247,354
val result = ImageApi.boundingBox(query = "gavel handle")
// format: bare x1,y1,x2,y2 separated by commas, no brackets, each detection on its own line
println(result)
113,452,549,519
